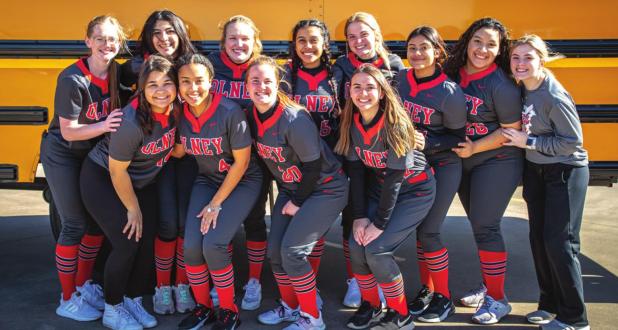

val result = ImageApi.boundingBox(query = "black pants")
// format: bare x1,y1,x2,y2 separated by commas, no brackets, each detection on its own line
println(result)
523,161,589,327
80,158,157,305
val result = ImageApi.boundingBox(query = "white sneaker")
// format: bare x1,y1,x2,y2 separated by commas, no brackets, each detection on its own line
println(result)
77,280,105,311
241,278,262,311
460,283,487,307
343,278,361,308
152,286,174,315
471,295,511,325
103,302,143,330
283,311,326,330
56,292,102,321
173,284,196,313
541,319,590,330
210,286,220,308
527,310,555,325
257,299,300,325
123,296,157,328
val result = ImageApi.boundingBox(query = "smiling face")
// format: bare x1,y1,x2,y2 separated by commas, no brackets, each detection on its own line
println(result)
178,63,212,108
85,21,121,64
151,19,179,58
511,43,543,83
466,27,501,73
224,22,255,64
350,72,383,117
247,64,278,111
346,21,377,60
295,26,324,69
144,70,176,113
407,35,438,75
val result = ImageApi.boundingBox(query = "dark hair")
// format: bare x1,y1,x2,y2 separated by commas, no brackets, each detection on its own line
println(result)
443,17,511,79
406,25,448,67
175,53,215,81
288,19,341,114
136,55,178,134
137,10,196,59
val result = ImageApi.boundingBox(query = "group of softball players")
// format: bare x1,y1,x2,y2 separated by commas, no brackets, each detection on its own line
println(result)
42,9,590,330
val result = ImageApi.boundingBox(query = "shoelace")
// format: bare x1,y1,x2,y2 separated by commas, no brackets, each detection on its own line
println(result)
177,287,190,302
245,282,259,299
117,305,136,324
476,295,495,312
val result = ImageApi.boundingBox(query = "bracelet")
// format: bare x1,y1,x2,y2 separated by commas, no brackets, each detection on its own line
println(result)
206,205,222,213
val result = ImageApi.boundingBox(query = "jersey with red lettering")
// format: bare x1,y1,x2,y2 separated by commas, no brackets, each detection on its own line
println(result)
178,94,260,184
207,51,252,109
88,97,176,188
247,102,342,193
455,63,521,141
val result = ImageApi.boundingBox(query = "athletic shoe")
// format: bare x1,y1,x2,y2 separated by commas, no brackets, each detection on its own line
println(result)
408,285,433,315
210,287,220,308
526,310,554,325
343,278,361,308
283,311,326,330
211,308,241,330
346,300,383,329
77,279,105,311
369,308,415,330
177,304,215,330
102,302,143,330
471,295,511,325
173,284,196,313
540,319,590,330
417,292,455,323
257,299,300,325
241,278,262,311
123,296,158,328
459,283,487,307
153,286,174,315
56,292,102,321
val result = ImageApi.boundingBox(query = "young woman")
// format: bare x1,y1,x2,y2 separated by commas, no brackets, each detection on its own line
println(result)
443,17,523,324
120,10,198,316
504,35,590,330
40,15,126,322
80,55,178,330
335,64,435,330
206,15,268,311
173,53,263,330
247,56,349,330
395,26,467,323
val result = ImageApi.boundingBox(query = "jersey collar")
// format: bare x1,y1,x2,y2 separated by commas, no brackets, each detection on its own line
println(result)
76,58,109,94
253,103,284,138
459,63,497,88
354,111,385,145
183,94,222,133
220,51,250,79
151,106,171,129
406,69,447,97
297,68,328,91
347,52,384,69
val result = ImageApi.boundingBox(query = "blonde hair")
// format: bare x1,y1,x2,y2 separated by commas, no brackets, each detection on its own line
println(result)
245,55,304,111
510,34,564,75
219,15,263,62
335,64,415,158
345,12,391,70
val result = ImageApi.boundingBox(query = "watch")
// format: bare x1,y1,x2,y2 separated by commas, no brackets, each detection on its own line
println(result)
526,136,537,150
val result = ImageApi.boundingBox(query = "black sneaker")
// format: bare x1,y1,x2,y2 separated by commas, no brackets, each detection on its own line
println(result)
347,300,383,329
369,308,414,330
408,285,433,315
211,308,241,330
178,304,215,330
417,292,455,323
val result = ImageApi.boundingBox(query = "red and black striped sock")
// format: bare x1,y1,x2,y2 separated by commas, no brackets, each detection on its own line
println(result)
175,237,188,285
354,273,381,308
416,241,433,291
211,264,237,312
290,270,319,318
247,240,266,282
74,234,103,287
56,244,78,301
379,276,408,316
274,272,299,309
186,264,212,308
154,236,176,287
425,248,450,298
479,250,507,300
308,237,325,274
342,239,353,279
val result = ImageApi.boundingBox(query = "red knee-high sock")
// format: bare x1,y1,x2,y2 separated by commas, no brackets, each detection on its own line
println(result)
290,271,319,318
379,276,408,316
354,273,381,308
175,237,188,285
154,237,176,287
74,234,103,287
342,239,353,279
247,240,266,282
274,272,299,309
211,264,237,312
416,241,433,291
479,250,507,300
425,248,450,298
308,237,325,274
56,244,78,301
186,264,212,308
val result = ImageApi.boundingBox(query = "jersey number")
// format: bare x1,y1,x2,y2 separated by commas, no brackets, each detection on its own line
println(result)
218,159,231,173
465,122,489,136
280,165,302,183
319,120,331,137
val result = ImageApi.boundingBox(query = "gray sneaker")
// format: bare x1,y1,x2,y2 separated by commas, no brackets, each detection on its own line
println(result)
241,278,262,311
77,280,105,311
152,286,174,315
257,299,300,325
460,283,487,307
103,302,143,330
56,292,102,322
123,296,157,328
174,284,196,313
471,295,511,325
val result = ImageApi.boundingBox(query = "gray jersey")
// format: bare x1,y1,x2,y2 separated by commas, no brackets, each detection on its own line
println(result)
178,94,261,183
522,75,588,166
88,98,176,189
207,51,252,109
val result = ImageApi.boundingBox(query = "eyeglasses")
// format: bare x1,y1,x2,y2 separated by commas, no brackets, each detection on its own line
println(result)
92,36,120,45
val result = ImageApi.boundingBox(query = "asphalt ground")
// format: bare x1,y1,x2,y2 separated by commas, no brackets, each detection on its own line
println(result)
0,186,616,329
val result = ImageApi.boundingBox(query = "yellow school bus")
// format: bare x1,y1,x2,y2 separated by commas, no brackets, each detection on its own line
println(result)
1,1,617,233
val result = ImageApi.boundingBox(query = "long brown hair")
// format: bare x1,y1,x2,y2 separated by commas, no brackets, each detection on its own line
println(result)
136,55,179,134
406,25,448,67
245,55,305,111
336,65,415,158
219,15,263,63
345,12,392,70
